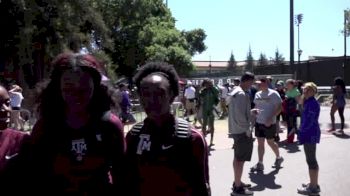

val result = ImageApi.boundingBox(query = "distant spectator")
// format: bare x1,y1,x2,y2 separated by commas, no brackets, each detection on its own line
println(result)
328,77,347,133
119,83,136,125
200,79,220,146
219,83,231,119
184,81,197,122
9,84,24,131
284,79,301,143
266,75,274,89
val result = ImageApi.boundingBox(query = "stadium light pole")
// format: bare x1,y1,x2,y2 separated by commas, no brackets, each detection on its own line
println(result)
296,14,303,64
290,0,295,79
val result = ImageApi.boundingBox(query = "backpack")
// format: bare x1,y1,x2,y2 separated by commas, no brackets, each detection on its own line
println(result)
127,118,195,188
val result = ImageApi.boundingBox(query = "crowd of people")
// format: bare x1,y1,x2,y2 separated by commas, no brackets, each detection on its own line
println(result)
0,52,347,196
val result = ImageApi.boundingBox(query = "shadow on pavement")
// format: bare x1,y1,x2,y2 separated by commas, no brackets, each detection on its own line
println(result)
248,169,282,191
332,132,350,139
278,142,301,153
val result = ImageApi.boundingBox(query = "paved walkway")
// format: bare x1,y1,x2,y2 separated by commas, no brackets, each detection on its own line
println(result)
207,106,350,196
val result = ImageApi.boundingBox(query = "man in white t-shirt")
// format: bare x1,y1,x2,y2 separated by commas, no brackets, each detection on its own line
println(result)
184,81,196,121
9,85,24,131
251,77,283,172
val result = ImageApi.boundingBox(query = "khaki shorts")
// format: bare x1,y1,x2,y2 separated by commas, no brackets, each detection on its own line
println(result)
185,99,196,113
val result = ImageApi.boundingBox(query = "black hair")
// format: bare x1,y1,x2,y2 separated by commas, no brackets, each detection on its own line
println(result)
35,53,115,125
133,62,180,97
334,77,346,94
241,72,255,82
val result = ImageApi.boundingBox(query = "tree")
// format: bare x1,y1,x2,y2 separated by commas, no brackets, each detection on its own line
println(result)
258,53,268,66
245,46,254,72
0,0,113,87
182,29,207,56
274,48,285,65
106,0,206,77
227,51,236,71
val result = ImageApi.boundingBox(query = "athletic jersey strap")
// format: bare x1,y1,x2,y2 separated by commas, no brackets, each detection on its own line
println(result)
129,118,191,138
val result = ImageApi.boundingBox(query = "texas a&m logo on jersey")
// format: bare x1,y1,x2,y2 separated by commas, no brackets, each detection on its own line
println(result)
71,138,87,161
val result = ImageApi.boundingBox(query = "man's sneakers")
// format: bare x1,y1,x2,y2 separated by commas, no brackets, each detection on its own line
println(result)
251,157,283,172
231,185,253,196
250,162,264,172
297,183,321,195
232,182,252,188
274,157,284,168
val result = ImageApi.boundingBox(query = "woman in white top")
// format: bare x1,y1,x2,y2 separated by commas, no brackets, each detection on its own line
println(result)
9,84,24,130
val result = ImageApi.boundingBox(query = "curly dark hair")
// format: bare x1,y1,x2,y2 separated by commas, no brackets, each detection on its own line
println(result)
35,53,115,124
133,62,180,97
334,77,346,94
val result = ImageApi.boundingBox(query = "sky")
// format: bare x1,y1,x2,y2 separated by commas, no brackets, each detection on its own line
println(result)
168,0,349,61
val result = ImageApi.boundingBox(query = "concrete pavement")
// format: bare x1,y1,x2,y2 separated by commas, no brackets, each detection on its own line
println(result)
207,106,350,196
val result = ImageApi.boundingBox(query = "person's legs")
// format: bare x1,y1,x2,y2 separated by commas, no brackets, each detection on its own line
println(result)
329,104,337,131
232,134,254,195
267,139,280,158
202,110,208,135
12,110,21,130
233,159,244,187
286,114,294,143
257,138,265,163
338,107,345,131
209,112,215,145
18,111,25,130
304,144,319,187
298,143,320,195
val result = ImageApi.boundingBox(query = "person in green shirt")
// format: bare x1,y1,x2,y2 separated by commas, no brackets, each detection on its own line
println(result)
200,79,219,146
284,79,301,143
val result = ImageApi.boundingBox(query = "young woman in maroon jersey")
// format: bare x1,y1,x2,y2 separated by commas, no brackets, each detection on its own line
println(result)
126,62,210,196
26,52,126,195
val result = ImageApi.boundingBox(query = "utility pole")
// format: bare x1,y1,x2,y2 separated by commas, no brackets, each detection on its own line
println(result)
209,55,212,76
166,0,168,7
344,10,348,83
290,0,295,78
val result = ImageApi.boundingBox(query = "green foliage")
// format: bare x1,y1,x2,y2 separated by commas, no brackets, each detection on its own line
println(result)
0,0,206,85
182,29,207,56
108,0,206,77
92,50,118,82
245,46,254,72
274,48,285,65
227,52,236,71
258,53,268,66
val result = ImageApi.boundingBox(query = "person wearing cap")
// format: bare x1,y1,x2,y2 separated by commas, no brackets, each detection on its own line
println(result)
233,78,240,87
266,75,274,89
275,80,286,134
297,82,321,195
251,77,284,172
23,53,126,195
